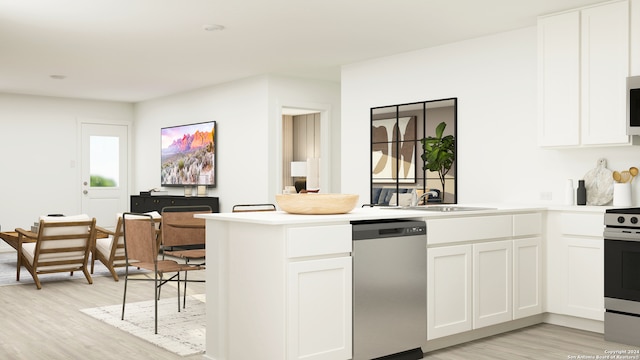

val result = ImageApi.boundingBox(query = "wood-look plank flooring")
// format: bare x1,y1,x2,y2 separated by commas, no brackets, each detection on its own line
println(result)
0,262,638,360
0,264,206,360
425,323,640,359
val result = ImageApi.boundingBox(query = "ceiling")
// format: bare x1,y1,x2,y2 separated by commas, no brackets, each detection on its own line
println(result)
0,0,605,103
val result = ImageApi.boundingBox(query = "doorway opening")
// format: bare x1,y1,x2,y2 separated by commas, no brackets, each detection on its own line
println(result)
282,107,322,193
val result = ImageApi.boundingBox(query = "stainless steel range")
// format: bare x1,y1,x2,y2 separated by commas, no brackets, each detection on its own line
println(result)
604,207,640,346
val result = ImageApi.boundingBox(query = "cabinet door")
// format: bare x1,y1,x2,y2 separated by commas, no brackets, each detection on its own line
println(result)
287,257,352,360
513,237,542,319
427,245,472,340
580,0,629,145
538,11,581,147
473,241,513,328
565,237,605,320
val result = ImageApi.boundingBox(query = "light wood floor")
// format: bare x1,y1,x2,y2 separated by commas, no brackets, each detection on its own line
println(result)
0,265,638,360
0,264,206,360
425,323,639,359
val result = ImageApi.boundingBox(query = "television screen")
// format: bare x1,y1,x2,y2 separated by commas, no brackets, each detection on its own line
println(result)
161,121,216,187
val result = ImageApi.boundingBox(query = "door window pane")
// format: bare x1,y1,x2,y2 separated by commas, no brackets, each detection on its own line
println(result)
90,136,119,187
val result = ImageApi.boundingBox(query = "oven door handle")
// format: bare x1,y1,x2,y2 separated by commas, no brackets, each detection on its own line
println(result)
604,229,640,241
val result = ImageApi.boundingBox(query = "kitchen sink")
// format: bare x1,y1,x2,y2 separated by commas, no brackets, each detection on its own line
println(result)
387,205,497,212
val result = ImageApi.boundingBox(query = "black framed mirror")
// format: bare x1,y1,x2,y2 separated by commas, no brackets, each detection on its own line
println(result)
370,98,457,206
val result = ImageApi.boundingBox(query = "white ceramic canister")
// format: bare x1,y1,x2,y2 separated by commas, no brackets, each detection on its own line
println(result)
613,182,632,207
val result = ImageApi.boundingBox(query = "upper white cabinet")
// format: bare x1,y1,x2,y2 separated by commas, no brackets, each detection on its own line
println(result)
538,0,631,147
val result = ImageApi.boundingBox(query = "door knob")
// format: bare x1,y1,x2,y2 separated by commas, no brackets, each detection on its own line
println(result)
83,190,88,194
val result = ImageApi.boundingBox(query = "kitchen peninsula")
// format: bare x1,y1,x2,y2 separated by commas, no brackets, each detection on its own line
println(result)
196,206,547,360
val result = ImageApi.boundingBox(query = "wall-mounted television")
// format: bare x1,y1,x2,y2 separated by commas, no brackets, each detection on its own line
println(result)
161,121,216,187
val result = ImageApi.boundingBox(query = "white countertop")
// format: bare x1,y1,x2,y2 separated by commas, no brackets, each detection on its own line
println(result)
195,204,549,225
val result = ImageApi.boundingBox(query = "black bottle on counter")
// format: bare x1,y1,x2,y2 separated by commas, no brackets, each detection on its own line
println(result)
577,180,587,205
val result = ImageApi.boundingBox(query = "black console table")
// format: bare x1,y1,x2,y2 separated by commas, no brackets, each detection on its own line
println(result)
130,195,220,213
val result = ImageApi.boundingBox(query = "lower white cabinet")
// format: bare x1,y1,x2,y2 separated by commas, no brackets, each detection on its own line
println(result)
546,211,605,321
513,237,543,319
564,237,604,320
473,240,513,329
427,212,543,341
287,257,352,360
427,244,473,340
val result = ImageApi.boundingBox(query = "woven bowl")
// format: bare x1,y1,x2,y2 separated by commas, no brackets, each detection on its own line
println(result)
275,193,359,215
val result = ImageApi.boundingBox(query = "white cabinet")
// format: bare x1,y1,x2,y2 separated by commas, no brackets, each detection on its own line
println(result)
287,257,352,360
473,240,513,328
538,0,631,147
287,225,352,360
538,10,580,147
427,244,473,340
205,219,353,360
513,213,543,319
546,211,605,321
513,237,543,319
427,212,542,340
565,238,604,320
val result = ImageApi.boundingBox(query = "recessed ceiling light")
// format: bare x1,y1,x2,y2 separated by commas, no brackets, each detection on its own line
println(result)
50,75,66,80
203,24,225,32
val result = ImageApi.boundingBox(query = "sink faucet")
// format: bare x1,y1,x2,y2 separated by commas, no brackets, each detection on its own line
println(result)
411,190,439,207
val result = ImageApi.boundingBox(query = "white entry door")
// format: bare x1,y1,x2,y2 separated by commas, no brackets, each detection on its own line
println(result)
80,122,129,230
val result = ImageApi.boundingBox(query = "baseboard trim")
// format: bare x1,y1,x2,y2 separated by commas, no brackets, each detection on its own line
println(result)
423,314,544,352
542,313,604,334
423,313,604,353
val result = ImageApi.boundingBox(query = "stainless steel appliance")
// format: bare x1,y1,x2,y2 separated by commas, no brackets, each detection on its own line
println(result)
627,76,640,135
604,208,640,346
352,219,427,360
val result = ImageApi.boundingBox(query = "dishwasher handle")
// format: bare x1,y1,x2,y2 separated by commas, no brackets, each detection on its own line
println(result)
352,220,426,240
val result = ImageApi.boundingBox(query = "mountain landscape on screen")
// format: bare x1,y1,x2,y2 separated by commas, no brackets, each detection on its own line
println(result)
161,121,216,186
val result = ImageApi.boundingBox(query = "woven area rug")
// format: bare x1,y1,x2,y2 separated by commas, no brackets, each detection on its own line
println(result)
81,294,206,356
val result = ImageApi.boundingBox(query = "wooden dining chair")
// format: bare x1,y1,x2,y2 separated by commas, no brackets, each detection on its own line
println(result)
15,214,97,289
161,205,211,308
92,211,161,281
121,212,203,334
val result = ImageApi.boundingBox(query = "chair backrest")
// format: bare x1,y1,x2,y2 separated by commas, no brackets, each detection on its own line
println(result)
34,214,96,265
161,206,212,247
122,213,158,265
232,204,277,213
108,211,161,260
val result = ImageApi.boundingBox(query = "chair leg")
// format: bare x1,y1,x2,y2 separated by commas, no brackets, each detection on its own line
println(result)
121,267,129,320
154,271,160,334
177,272,181,313
183,260,189,309
83,267,93,285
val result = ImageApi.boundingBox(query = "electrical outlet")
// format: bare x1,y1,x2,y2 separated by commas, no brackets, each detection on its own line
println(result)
540,192,553,201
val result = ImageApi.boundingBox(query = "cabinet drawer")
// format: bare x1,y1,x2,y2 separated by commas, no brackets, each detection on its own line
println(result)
287,225,352,258
513,213,542,236
427,215,512,245
561,213,604,237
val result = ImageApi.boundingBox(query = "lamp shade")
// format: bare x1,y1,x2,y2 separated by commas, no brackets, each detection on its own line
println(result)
290,161,307,177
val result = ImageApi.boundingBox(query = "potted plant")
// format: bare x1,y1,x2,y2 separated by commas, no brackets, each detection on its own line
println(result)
420,121,455,200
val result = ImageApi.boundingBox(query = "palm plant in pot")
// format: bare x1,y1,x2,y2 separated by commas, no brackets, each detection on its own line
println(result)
420,121,455,201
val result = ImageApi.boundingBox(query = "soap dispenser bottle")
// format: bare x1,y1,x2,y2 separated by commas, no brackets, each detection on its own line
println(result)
577,180,587,206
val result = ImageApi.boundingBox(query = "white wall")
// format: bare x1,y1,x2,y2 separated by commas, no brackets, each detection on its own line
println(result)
134,75,340,212
342,26,640,206
0,93,133,235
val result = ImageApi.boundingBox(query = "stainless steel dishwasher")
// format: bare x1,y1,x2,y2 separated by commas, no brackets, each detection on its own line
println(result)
352,219,427,360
